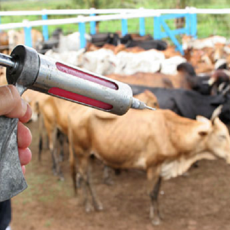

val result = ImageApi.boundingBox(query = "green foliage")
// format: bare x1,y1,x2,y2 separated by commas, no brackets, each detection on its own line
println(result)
71,0,146,9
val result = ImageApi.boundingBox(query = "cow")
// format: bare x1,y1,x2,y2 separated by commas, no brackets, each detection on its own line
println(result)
82,48,116,75
120,34,167,51
68,99,230,225
0,31,9,52
37,96,78,178
112,49,165,75
7,29,44,51
107,72,174,89
107,62,211,93
37,28,63,54
44,49,85,67
129,85,230,125
182,35,227,51
57,32,92,53
37,90,158,178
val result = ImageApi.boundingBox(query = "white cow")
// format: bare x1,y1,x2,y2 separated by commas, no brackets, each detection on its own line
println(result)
45,49,85,67
82,48,116,75
57,32,92,53
160,56,187,75
113,49,165,75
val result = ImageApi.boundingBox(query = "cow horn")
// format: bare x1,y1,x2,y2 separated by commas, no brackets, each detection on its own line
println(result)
221,84,230,96
211,105,223,122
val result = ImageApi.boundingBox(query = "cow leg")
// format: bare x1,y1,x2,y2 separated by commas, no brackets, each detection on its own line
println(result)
69,139,78,195
38,113,44,162
103,165,114,185
50,126,63,180
57,130,65,162
38,113,49,161
149,177,162,225
38,134,43,162
86,161,103,211
76,155,94,212
77,156,103,212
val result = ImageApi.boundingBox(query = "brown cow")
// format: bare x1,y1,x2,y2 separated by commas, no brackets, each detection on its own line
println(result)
38,90,158,179
68,106,230,225
38,96,77,178
0,31,9,52
107,72,174,89
107,67,195,90
7,29,43,51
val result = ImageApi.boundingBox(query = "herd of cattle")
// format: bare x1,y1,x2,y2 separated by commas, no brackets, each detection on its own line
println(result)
1,27,230,225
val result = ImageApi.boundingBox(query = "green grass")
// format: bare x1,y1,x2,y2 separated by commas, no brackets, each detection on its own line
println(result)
0,0,230,38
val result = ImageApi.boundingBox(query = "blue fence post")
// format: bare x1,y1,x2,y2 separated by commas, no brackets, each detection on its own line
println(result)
139,7,145,36
153,16,161,40
121,15,128,36
79,16,86,48
23,20,32,47
185,13,190,35
160,17,184,55
90,8,96,35
191,13,197,38
42,9,49,41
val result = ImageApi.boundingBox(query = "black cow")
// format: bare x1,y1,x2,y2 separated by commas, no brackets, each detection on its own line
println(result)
130,85,230,124
120,34,167,51
91,33,120,47
38,28,63,54
177,62,230,96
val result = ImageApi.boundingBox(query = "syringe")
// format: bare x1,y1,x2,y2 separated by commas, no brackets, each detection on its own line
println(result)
0,45,155,202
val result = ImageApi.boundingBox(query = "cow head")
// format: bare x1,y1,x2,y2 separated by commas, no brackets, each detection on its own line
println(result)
196,115,230,163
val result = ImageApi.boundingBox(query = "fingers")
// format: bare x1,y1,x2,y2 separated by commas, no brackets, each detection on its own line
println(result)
0,85,29,119
17,122,32,149
21,165,26,175
18,123,32,176
0,85,33,176
18,148,32,166
19,104,32,123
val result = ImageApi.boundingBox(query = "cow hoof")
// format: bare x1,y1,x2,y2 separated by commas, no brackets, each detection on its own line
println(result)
182,172,190,177
85,203,94,213
94,202,104,211
58,176,65,182
104,178,114,186
152,217,161,226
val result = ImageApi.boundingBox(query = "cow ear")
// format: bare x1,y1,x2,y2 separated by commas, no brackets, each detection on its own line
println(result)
198,131,208,137
196,116,210,124
196,116,211,137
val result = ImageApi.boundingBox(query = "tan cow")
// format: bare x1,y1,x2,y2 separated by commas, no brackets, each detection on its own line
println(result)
68,106,230,225
38,91,158,179
38,96,77,178
7,29,43,51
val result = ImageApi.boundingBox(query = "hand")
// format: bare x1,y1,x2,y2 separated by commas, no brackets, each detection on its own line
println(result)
0,85,32,174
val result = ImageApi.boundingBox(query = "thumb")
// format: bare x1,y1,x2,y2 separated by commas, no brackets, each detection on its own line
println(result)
0,85,27,118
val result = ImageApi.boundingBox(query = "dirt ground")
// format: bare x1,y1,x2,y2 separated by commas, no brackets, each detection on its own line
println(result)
11,120,230,230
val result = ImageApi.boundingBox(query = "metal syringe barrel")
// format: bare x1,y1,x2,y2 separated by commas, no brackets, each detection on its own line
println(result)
6,45,135,115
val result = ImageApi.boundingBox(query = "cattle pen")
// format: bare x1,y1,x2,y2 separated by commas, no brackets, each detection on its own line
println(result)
1,4,230,230
0,8,230,54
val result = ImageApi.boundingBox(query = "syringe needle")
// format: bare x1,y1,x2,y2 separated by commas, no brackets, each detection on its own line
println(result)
145,105,156,111
131,97,156,111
